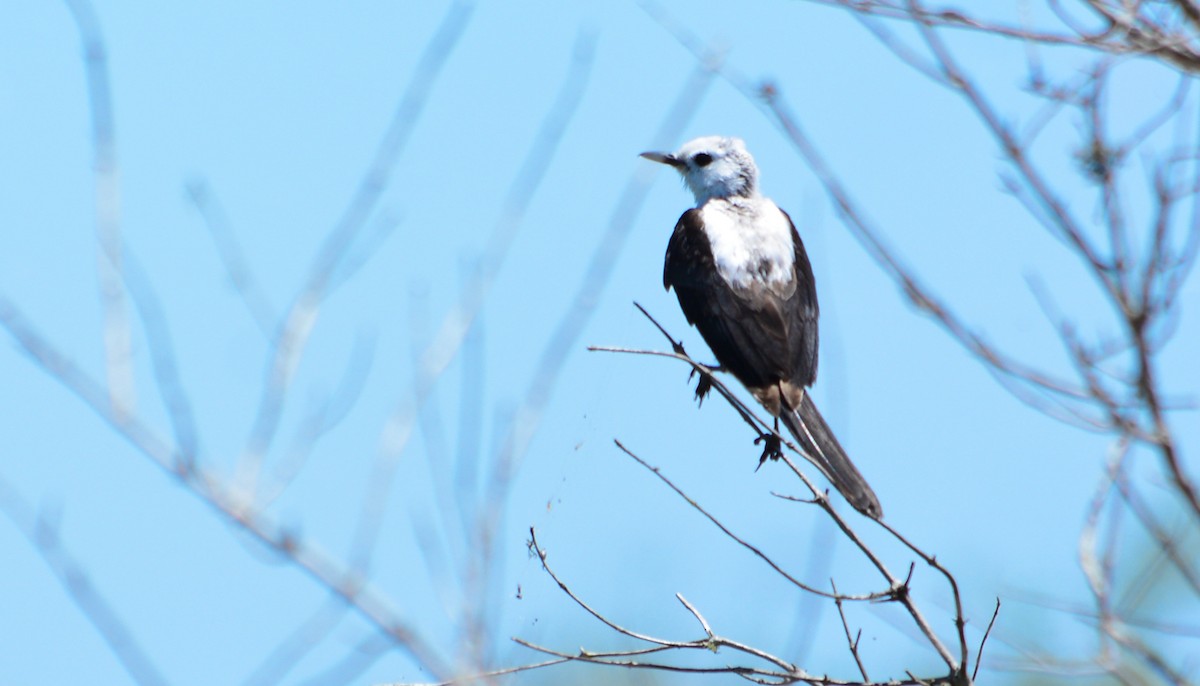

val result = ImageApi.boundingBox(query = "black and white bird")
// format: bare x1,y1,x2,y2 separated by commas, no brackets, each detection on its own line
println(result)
641,136,883,519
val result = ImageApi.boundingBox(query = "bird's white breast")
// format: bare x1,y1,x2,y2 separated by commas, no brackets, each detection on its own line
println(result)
700,198,795,290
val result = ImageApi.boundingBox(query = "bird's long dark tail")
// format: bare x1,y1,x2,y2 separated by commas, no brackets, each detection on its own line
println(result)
779,394,883,519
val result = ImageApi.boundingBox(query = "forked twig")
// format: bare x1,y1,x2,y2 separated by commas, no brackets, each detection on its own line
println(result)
526,528,810,680
832,579,870,682
513,539,950,686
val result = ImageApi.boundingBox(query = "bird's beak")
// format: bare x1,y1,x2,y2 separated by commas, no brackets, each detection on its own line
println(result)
639,151,685,169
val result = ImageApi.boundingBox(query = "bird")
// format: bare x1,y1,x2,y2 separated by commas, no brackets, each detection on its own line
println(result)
641,136,883,519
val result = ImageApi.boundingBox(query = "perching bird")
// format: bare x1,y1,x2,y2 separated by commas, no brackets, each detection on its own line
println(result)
641,136,883,519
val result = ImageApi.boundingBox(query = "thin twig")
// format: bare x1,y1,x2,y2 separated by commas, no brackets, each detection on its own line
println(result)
510,639,794,680
780,453,960,673
379,657,573,686
832,579,870,682
184,179,277,338
119,249,201,471
613,440,883,601
63,0,136,420
0,478,168,686
676,593,716,638
528,528,687,647
972,599,1001,681
527,529,817,680
1113,467,1200,595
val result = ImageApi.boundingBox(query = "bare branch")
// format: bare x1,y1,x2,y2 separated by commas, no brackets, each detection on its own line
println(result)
528,528,688,647
676,594,716,639
119,250,202,470
1114,466,1200,595
184,179,277,339
0,478,168,686
0,297,453,679
485,53,722,497
596,301,974,678
618,439,890,601
299,633,392,686
378,656,573,686
510,639,797,682
781,453,962,673
241,596,348,686
62,0,136,421
235,0,476,495
800,0,1200,71
832,580,870,682
972,599,1001,682
351,29,598,589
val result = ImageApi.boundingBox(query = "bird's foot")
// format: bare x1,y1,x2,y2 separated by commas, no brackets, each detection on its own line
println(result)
754,432,783,470
687,364,723,406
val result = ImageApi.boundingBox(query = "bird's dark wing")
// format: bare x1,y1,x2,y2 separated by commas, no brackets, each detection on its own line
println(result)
663,208,819,394
783,209,819,386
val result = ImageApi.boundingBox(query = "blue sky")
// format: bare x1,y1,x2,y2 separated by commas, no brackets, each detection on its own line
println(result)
2,1,1197,685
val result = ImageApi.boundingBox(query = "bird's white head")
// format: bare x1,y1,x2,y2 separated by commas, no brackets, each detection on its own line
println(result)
640,136,759,204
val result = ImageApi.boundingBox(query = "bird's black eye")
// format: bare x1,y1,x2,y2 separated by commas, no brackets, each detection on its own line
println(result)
693,153,713,167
